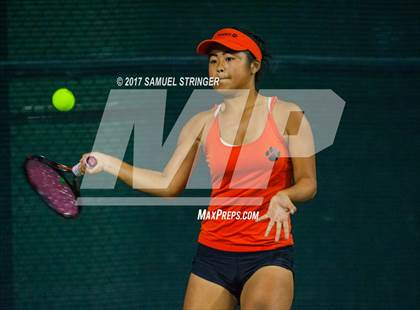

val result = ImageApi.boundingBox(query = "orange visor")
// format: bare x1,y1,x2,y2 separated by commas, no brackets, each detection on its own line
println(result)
196,28,262,61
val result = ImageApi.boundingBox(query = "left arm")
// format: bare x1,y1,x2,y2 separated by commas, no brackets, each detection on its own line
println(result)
257,101,317,241
276,102,317,202
277,156,317,202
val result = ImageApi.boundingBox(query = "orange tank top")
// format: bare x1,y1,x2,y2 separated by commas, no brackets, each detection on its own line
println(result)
198,96,294,252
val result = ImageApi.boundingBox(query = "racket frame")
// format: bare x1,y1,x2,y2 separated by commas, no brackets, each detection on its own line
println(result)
23,155,82,218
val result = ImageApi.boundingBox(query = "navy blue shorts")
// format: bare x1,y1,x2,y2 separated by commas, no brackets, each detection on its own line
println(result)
190,243,294,302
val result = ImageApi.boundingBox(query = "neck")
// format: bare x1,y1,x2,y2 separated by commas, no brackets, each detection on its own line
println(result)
222,88,260,114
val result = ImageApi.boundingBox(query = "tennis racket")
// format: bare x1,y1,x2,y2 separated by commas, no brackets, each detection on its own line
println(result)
24,155,97,218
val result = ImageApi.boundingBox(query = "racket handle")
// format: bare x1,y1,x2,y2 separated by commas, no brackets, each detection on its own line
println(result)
72,156,97,176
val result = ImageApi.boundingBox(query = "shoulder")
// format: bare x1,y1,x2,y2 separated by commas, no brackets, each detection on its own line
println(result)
178,106,216,143
272,97,303,113
271,97,305,135
185,106,216,128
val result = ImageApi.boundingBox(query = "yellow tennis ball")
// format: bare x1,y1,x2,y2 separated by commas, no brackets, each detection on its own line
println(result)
52,88,75,112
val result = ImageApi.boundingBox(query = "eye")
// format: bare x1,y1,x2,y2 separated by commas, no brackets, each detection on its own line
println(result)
209,59,217,64
225,56,234,62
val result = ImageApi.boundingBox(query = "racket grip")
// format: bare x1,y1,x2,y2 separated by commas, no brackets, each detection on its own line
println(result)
72,156,97,176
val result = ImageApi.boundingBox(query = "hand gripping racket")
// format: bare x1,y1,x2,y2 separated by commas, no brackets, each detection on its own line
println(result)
24,155,97,218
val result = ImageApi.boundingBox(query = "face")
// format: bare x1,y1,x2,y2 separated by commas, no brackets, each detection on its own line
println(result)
207,45,259,90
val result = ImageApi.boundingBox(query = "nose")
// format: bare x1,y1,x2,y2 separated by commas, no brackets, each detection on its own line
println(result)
216,59,225,73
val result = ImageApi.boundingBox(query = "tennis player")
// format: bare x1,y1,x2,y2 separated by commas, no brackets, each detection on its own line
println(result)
79,27,317,310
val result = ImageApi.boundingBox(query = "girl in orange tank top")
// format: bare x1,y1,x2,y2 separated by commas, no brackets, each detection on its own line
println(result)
184,27,317,310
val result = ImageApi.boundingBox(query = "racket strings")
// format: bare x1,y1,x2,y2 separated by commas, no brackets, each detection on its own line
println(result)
25,158,79,217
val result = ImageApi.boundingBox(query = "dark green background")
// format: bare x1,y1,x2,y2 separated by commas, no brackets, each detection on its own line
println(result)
1,1,419,309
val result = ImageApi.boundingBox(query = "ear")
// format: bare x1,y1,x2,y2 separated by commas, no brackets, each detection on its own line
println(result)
250,60,261,75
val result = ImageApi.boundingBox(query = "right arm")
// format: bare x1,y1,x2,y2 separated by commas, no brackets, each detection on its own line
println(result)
80,111,209,198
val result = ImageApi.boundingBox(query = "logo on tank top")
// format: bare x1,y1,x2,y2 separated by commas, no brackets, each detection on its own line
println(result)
265,146,281,161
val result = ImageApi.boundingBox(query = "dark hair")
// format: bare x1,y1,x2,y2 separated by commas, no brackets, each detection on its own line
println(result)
229,26,271,87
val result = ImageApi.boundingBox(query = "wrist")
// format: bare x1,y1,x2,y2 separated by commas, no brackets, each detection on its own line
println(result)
275,191,289,198
103,155,122,176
